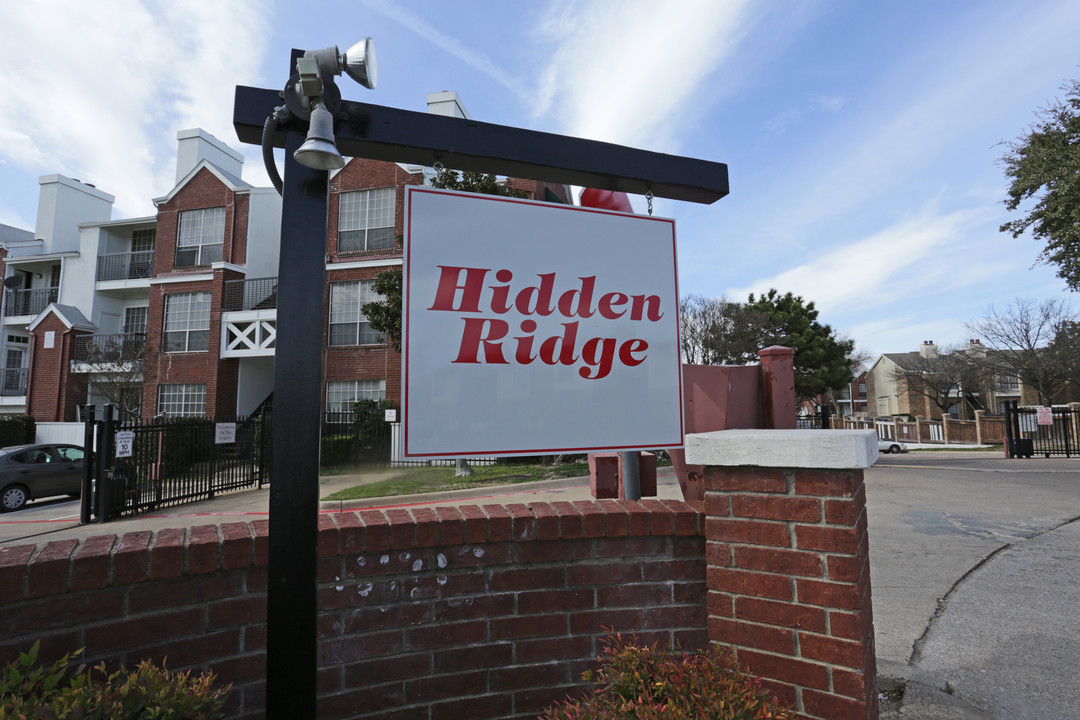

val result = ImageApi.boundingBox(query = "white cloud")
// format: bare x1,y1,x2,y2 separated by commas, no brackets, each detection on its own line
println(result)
531,0,758,149
0,0,268,219
764,94,846,135
726,205,989,315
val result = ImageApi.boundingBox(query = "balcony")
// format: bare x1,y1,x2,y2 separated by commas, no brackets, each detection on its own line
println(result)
72,333,146,365
3,287,58,318
0,367,27,396
96,251,154,282
224,277,278,311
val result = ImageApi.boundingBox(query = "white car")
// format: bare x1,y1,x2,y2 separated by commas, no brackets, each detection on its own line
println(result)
878,440,907,454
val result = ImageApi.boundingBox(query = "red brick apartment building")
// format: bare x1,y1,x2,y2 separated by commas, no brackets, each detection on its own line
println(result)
0,93,570,423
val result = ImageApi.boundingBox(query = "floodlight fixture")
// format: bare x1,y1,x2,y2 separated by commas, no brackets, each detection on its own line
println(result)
293,101,346,170
304,39,377,90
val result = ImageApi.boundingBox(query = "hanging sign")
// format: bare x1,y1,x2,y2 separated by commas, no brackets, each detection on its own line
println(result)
1036,407,1053,425
402,186,683,457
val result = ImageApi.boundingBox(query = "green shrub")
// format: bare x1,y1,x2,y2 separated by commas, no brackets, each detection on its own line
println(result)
0,415,35,448
0,641,229,719
539,635,792,720
321,435,358,467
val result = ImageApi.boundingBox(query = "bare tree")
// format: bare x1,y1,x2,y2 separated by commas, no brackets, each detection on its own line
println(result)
889,344,987,419
967,298,1078,405
679,294,773,365
71,334,149,419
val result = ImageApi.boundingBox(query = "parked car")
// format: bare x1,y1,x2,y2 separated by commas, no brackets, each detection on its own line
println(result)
878,440,908,454
0,444,85,512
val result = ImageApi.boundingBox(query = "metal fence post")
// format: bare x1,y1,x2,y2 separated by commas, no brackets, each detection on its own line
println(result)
80,404,95,524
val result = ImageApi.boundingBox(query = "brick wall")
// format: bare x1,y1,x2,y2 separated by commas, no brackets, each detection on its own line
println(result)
704,465,877,720
0,456,877,719
27,314,91,422
0,500,707,719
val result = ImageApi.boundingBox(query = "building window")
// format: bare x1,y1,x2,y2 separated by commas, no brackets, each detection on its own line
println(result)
326,380,386,415
124,306,148,335
131,228,156,253
163,292,211,352
176,207,225,266
338,188,395,253
877,397,890,416
329,280,383,346
858,382,866,398
158,383,206,417
995,374,1020,391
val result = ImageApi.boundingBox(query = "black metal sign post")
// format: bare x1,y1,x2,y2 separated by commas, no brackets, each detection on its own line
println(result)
234,49,728,720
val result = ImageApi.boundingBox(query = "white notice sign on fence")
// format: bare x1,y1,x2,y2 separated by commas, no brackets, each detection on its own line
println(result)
1037,407,1053,425
115,430,134,458
215,423,237,444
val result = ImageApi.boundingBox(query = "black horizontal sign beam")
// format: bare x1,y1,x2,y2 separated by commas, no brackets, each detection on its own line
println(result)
234,85,729,205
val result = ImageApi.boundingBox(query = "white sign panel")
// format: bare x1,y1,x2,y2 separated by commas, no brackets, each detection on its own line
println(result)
1037,406,1053,425
44,331,55,349
115,430,135,458
215,422,237,444
403,186,683,457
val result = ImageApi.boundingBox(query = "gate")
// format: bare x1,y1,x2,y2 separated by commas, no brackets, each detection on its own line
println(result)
81,404,272,522
1004,406,1079,458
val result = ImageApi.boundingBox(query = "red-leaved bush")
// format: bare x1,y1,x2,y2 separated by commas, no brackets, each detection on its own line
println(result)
539,634,792,720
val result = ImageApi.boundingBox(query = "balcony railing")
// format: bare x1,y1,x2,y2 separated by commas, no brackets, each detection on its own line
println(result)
72,333,146,364
3,287,58,317
96,251,154,281
224,277,278,312
0,367,27,396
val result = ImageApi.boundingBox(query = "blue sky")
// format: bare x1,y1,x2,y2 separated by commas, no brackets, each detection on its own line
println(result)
1,0,1077,359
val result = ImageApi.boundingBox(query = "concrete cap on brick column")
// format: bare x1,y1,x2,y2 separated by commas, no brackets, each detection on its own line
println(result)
684,429,878,469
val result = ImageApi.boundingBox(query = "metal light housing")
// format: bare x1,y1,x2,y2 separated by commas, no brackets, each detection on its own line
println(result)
293,102,345,170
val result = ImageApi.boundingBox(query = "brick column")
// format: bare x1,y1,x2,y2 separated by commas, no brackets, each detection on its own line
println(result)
686,429,878,720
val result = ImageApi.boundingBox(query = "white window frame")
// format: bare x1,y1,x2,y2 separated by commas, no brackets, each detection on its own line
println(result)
326,380,386,417
176,207,225,266
163,292,211,352
158,383,206,417
338,188,395,253
329,280,383,346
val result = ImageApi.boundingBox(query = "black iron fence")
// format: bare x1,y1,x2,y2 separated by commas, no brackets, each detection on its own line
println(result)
72,333,146,364
96,251,154,281
1004,406,1079,458
0,367,27,396
81,404,272,522
224,277,278,311
3,287,58,317
322,405,399,467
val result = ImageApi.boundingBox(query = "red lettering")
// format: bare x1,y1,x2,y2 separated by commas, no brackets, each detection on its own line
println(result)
556,276,596,318
579,337,617,379
619,338,648,366
515,320,537,363
538,322,579,366
629,294,663,321
429,266,490,312
515,273,557,316
598,292,628,319
453,318,510,364
489,269,514,313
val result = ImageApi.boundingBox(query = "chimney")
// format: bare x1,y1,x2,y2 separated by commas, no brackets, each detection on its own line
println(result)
175,128,244,184
966,338,985,356
919,340,938,358
426,91,471,120
35,175,114,253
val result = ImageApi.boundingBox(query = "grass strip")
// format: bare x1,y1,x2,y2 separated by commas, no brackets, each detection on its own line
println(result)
322,462,590,501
